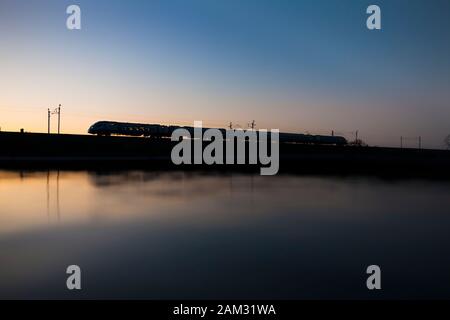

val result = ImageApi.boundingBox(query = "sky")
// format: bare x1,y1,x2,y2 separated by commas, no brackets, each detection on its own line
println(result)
0,0,449,148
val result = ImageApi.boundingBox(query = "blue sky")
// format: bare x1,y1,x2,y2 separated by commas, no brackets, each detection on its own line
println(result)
0,0,449,148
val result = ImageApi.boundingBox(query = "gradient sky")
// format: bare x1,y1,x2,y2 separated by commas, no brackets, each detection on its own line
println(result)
0,0,449,148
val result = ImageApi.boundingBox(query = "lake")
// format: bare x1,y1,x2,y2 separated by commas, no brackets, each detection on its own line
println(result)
1,170,450,299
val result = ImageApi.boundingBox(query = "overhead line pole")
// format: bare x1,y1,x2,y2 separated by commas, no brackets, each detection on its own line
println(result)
58,104,61,134
48,108,51,134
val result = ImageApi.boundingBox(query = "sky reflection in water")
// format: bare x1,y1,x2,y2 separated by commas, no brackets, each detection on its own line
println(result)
0,171,450,299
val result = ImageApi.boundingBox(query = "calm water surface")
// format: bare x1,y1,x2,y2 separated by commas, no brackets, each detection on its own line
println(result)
1,170,450,299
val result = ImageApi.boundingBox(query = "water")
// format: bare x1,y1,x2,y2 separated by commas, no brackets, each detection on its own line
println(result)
1,170,450,299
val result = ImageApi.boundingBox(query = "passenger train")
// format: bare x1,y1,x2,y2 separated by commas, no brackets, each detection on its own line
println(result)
88,121,348,145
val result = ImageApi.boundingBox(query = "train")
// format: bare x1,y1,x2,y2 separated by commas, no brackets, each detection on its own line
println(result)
88,121,348,145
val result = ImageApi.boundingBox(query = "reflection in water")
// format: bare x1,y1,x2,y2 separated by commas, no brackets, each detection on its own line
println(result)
0,170,450,299
46,171,49,222
56,171,60,221
45,171,61,223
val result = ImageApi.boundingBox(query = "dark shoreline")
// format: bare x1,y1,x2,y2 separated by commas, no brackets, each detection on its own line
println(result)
1,132,449,178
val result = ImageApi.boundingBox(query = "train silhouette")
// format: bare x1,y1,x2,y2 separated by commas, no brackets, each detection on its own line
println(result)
88,121,348,145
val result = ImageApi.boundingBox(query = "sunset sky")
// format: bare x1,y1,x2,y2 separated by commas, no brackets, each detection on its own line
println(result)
0,0,449,148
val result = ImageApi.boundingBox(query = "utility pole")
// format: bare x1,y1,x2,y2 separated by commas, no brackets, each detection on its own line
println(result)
48,108,51,134
57,104,61,134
